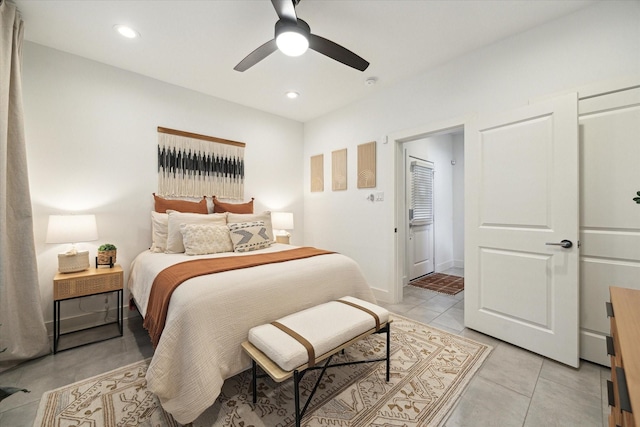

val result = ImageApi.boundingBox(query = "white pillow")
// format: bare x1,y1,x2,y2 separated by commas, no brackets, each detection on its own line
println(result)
180,224,233,255
228,221,271,252
165,211,227,253
150,211,168,253
227,211,274,243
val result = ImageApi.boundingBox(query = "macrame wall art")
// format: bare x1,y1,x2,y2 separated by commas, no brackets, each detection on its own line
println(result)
157,127,246,199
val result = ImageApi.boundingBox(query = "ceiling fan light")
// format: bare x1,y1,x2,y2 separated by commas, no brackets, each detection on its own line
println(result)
276,31,309,57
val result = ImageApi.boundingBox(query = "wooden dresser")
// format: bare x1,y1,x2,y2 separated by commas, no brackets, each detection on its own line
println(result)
608,286,639,427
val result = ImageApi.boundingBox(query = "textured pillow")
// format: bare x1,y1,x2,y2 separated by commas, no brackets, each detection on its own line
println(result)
180,224,233,255
150,211,168,253
165,211,227,253
154,193,208,214
227,211,274,242
212,196,254,214
228,221,271,252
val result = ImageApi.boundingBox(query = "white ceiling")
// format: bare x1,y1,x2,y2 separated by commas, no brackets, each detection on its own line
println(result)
14,0,597,122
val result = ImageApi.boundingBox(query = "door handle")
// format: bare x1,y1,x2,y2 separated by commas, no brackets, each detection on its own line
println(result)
545,240,573,249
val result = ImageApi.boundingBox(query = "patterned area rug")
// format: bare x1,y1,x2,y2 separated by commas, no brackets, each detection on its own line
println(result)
33,314,491,427
409,273,464,295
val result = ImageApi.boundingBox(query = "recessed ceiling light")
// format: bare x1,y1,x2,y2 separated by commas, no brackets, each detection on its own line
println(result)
285,91,299,99
113,24,140,39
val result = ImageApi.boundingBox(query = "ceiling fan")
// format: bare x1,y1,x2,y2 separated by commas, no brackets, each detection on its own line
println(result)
234,0,369,72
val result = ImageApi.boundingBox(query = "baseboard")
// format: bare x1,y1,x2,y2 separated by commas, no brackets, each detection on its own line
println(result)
436,260,454,272
580,329,609,367
453,259,464,269
371,286,393,304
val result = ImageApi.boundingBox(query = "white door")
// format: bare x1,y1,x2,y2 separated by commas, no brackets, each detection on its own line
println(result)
408,158,435,280
579,85,640,365
465,93,580,367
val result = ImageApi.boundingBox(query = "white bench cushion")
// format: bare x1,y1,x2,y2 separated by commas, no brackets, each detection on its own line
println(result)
248,296,389,372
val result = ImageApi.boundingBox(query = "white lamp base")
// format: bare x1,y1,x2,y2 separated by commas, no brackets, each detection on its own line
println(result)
275,235,290,244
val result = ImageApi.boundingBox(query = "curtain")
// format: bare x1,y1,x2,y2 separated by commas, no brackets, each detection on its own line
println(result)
0,0,50,371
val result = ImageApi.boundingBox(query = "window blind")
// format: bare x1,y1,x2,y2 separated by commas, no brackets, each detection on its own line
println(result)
410,161,434,226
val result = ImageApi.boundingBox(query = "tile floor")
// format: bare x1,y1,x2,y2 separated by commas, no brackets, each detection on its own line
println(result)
0,268,610,426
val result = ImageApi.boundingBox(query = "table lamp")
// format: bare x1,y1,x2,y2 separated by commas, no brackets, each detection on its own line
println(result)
46,214,98,273
271,212,294,244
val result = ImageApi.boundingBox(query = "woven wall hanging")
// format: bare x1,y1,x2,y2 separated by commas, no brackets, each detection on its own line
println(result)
157,127,246,199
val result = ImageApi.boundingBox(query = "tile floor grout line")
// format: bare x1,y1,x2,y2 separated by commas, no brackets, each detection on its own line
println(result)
520,354,545,427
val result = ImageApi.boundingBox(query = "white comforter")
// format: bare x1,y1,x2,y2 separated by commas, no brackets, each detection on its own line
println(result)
128,244,376,424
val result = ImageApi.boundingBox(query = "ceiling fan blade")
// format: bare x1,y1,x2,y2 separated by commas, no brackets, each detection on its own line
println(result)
234,39,278,72
309,34,369,71
271,0,297,23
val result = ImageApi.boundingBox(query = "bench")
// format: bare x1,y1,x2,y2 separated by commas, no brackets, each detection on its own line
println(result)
241,296,391,427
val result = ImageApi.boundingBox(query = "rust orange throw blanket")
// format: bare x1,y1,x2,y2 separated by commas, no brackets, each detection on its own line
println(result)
143,247,334,346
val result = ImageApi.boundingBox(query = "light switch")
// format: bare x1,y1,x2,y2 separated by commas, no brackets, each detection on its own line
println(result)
375,192,384,201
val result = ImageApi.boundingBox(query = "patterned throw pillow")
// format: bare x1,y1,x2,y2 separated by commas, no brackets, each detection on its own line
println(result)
227,211,274,242
180,224,233,255
228,221,271,252
165,211,227,253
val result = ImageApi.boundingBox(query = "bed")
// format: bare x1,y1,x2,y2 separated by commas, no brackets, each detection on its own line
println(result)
128,242,377,424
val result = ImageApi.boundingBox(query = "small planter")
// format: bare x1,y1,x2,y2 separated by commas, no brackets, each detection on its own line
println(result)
97,244,117,267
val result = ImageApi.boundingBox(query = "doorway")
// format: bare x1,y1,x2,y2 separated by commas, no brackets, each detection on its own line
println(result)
393,122,465,303
402,127,464,283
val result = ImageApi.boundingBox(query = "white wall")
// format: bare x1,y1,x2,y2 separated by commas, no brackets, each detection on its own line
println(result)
22,43,304,328
452,133,465,269
303,1,640,301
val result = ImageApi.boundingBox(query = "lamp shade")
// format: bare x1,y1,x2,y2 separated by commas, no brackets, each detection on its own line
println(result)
46,215,98,244
271,212,294,230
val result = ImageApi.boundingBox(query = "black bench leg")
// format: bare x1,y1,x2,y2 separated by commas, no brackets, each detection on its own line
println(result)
386,322,391,382
294,369,301,427
252,360,257,404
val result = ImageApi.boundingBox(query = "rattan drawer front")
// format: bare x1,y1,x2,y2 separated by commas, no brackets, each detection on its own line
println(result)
53,267,123,300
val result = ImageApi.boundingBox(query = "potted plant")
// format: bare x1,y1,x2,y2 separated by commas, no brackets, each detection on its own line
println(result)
97,243,117,266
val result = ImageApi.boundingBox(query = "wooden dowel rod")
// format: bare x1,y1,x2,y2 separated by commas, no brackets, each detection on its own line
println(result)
157,126,246,148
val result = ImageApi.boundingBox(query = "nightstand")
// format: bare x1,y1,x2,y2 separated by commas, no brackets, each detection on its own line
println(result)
53,265,124,353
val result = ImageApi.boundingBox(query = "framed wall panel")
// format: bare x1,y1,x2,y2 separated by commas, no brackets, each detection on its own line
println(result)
310,154,324,192
332,149,347,191
357,141,376,188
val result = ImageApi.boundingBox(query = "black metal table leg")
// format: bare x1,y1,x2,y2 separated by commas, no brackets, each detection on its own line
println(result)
53,300,59,354
118,289,123,336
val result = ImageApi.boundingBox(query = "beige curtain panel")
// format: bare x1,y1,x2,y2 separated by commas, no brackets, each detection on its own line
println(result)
0,1,50,371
